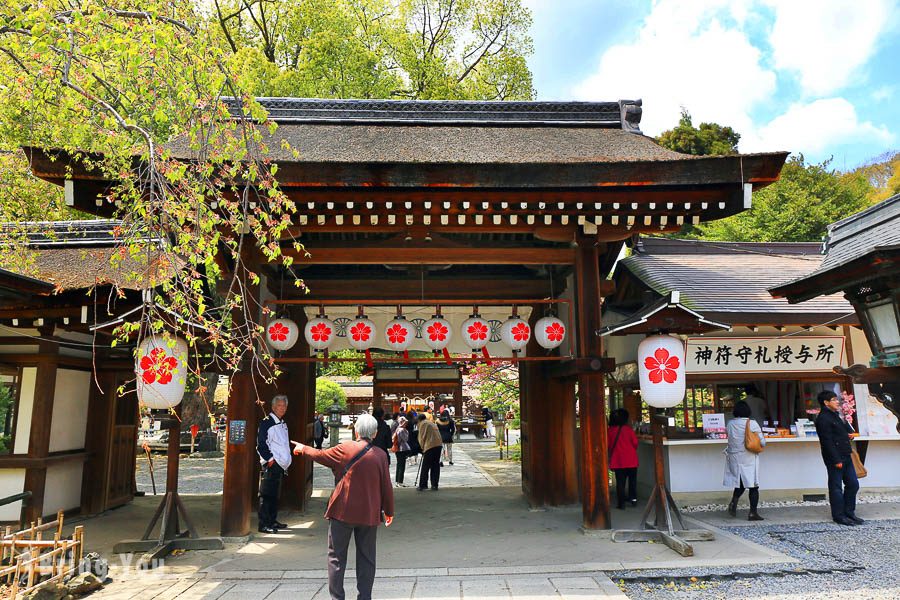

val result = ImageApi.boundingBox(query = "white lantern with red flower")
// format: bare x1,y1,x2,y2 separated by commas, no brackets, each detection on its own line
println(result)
347,316,377,367
637,334,685,408
535,316,566,349
500,317,531,352
266,318,300,351
136,334,188,410
461,314,493,363
304,316,335,351
423,316,453,364
385,317,414,361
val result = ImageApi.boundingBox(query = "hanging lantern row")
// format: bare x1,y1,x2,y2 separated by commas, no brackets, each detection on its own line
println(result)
264,312,567,356
136,335,188,410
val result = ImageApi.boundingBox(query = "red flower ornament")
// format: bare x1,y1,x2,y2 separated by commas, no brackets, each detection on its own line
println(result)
309,322,332,343
427,321,449,342
140,347,179,385
350,322,372,342
387,324,408,345
644,347,680,384
268,322,289,342
545,322,565,343
511,322,530,342
467,321,489,341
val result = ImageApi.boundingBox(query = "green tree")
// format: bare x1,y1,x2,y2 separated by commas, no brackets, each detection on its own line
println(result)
694,156,874,242
317,349,365,380
315,377,348,415
208,0,535,100
469,362,518,423
657,109,740,156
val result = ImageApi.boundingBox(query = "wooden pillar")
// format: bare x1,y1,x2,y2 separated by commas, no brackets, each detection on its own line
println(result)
575,236,611,530
81,370,118,514
23,327,58,523
220,249,262,538
545,371,578,505
280,309,314,511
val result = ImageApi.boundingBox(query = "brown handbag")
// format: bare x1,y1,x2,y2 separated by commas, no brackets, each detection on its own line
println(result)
744,419,764,454
851,445,868,478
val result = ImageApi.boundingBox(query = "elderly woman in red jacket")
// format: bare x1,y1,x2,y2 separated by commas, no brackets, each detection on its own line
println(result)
294,413,394,600
608,408,639,509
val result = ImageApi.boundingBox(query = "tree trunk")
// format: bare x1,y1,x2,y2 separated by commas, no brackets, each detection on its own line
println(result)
181,373,218,431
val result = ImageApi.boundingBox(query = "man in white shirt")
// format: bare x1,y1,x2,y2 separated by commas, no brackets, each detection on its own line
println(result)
256,394,292,533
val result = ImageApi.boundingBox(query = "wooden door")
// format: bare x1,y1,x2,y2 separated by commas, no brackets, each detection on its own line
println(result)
106,389,137,508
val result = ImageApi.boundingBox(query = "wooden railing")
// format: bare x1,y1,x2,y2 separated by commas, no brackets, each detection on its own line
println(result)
0,511,84,598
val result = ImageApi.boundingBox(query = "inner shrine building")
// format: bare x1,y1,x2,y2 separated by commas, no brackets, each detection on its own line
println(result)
19,98,788,534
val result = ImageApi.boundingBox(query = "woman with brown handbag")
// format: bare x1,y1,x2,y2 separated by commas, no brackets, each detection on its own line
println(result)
723,400,767,521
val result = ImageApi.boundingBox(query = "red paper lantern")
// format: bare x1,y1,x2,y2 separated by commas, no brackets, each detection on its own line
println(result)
535,316,566,349
638,334,686,408
266,318,300,351
500,317,531,352
136,335,188,409
304,316,335,351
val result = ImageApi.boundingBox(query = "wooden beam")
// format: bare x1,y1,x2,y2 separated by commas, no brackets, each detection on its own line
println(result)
292,278,554,300
545,357,615,379
285,246,576,265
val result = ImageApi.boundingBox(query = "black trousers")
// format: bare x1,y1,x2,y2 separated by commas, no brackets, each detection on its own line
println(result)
314,436,324,449
258,463,284,527
328,519,378,600
419,446,442,490
613,467,637,507
826,457,859,520
395,451,408,483
732,479,760,511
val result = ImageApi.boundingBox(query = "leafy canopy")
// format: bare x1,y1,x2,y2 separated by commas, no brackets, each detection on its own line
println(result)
657,109,740,156
315,377,348,415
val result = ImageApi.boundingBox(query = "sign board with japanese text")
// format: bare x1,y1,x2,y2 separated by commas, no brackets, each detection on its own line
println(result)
686,336,845,374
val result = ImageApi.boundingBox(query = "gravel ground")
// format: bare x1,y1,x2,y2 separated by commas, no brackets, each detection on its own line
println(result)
682,494,900,513
613,518,900,599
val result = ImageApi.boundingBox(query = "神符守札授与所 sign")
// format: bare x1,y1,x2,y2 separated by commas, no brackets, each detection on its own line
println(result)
686,337,845,374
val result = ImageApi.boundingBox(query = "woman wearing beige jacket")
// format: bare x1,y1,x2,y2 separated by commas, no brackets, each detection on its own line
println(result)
417,414,443,491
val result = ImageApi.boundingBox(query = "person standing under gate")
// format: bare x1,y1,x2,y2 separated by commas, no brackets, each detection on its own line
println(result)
293,413,394,600
417,413,442,490
608,408,639,509
314,413,328,449
815,390,863,526
256,394,292,534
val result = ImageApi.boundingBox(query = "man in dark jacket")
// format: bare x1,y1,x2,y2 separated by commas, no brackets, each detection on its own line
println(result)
815,391,862,526
256,394,292,533
372,407,392,465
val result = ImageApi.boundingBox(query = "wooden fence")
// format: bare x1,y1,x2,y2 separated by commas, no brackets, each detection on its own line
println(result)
0,512,84,598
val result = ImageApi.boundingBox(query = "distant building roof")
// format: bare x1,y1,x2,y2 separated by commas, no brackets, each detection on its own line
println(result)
614,237,857,326
770,195,900,302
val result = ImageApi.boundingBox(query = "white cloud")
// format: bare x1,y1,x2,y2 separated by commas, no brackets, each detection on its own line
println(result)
571,0,774,136
742,97,894,155
766,0,893,96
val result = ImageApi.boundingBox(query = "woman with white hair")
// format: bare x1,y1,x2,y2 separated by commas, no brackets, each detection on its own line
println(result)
293,413,394,600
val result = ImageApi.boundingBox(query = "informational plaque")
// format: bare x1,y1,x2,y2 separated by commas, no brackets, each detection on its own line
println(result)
686,336,845,374
228,419,246,445
702,413,727,439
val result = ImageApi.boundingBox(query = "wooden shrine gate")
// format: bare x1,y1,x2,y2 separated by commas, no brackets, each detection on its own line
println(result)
25,98,787,536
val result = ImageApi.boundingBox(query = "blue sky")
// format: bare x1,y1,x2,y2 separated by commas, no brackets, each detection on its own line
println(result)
523,0,900,170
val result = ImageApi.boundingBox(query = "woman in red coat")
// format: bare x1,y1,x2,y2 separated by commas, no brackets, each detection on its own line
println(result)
608,408,639,509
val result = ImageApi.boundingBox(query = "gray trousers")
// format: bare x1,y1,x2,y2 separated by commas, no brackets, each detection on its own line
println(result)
328,519,378,600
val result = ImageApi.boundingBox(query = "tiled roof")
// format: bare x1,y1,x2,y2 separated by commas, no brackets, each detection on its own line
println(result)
619,237,854,318
809,194,900,273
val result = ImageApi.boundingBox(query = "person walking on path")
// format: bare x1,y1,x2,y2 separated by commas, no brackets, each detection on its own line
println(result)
724,400,766,521
481,405,494,438
437,410,456,466
313,414,327,449
815,390,863,526
256,394,292,533
393,416,411,485
293,413,394,600
417,413,442,490
607,408,638,509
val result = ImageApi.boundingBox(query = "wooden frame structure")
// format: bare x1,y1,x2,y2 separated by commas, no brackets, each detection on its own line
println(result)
20,98,788,534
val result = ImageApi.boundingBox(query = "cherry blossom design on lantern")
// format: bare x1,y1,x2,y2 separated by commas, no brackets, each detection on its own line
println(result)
268,322,290,343
140,347,179,385
349,322,372,343
644,348,680,384
387,324,408,345
467,321,489,342
510,322,530,342
427,321,449,342
545,322,565,343
309,322,332,344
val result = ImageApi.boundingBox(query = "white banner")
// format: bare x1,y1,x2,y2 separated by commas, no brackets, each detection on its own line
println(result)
686,336,846,374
